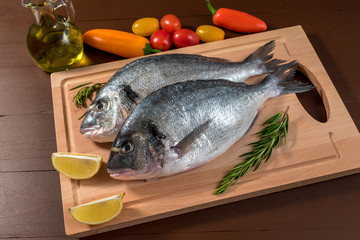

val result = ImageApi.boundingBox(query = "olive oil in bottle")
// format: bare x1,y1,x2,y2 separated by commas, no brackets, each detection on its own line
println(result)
26,14,83,73
22,0,83,73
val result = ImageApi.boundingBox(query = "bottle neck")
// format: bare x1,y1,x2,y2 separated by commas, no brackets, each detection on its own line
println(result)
32,5,58,27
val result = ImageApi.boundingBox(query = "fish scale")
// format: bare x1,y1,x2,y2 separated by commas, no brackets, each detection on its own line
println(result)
107,61,315,180
80,41,285,143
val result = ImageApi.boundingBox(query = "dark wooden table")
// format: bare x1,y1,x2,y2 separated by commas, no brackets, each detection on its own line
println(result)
1,0,359,239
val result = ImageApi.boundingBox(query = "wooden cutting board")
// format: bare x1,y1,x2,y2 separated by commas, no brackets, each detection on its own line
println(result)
50,25,360,237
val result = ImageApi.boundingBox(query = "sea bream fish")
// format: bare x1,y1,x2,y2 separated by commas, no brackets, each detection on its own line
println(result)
80,41,285,143
107,61,315,180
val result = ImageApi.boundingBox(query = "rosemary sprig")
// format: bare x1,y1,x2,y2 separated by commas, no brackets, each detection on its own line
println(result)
214,107,289,195
69,82,92,91
70,82,105,108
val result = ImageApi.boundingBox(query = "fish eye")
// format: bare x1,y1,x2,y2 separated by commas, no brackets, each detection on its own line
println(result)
97,103,103,109
94,100,108,112
120,142,134,154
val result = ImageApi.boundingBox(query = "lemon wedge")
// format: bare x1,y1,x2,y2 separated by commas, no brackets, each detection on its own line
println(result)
69,193,125,225
51,152,102,179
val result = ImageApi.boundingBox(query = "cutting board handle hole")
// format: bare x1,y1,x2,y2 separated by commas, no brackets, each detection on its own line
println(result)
294,64,328,123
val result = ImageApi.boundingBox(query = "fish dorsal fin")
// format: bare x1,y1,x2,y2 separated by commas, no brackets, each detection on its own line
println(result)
169,118,213,160
123,84,141,104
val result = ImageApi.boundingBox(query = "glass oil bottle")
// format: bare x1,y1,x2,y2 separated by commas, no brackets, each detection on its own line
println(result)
22,0,83,72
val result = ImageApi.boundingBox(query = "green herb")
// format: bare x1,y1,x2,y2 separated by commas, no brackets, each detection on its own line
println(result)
77,111,87,120
69,82,92,91
214,107,289,195
70,82,105,108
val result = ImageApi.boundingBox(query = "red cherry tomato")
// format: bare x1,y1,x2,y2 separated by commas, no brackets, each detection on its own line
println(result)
160,14,182,34
150,30,172,51
172,28,200,48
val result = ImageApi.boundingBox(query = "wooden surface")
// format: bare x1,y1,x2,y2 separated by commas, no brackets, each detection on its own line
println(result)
1,0,360,239
51,26,360,237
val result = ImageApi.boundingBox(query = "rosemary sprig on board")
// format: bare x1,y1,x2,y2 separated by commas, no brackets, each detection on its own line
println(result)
69,82,106,120
214,107,289,195
70,82,106,108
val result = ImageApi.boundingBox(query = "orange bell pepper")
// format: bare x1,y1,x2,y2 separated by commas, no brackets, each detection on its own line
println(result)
83,29,160,58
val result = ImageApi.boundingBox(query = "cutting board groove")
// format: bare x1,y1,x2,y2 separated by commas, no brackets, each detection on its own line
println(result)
50,26,360,237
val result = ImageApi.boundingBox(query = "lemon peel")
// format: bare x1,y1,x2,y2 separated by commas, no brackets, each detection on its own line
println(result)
51,152,102,179
69,193,125,225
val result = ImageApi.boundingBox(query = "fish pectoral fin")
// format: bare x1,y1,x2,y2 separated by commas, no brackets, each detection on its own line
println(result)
170,118,213,159
243,110,260,137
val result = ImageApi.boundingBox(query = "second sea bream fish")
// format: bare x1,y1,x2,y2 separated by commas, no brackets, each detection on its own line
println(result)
107,61,315,180
80,41,285,143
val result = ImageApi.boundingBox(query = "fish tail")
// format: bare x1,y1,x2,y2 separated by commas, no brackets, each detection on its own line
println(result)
244,40,286,73
263,60,315,96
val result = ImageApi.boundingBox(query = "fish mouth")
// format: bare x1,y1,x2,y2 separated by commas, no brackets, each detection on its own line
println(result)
108,168,136,180
107,165,163,181
80,126,117,143
79,126,101,135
